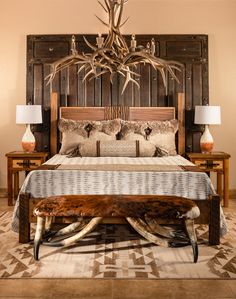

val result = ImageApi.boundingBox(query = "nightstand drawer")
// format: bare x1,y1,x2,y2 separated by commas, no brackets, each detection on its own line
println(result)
13,159,42,170
194,159,223,170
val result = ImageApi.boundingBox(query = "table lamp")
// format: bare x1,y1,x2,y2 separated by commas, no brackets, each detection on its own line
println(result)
194,105,221,153
16,105,42,152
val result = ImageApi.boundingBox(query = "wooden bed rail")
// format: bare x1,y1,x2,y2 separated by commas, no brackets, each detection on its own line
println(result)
50,92,185,156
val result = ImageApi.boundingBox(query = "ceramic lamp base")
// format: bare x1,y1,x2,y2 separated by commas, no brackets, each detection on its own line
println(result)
200,125,214,153
22,124,35,152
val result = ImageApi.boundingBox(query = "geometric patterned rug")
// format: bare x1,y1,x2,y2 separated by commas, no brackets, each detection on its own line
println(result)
0,211,236,279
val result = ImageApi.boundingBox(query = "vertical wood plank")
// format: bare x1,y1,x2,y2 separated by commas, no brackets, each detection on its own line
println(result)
177,93,185,155
95,76,102,106
78,68,85,106
50,92,58,156
60,68,68,107
33,64,43,104
133,65,140,107
192,63,203,106
68,65,78,106
85,78,95,106
111,73,119,106
102,73,111,106
140,65,151,107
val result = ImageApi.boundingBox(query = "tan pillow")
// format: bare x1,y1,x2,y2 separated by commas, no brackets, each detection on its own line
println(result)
67,140,139,157
120,120,148,141
67,140,157,157
147,119,178,155
59,131,87,155
139,141,156,157
89,119,121,141
58,118,90,154
99,140,138,157
58,118,121,154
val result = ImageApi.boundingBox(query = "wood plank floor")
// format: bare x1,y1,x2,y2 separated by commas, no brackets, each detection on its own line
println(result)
0,197,235,299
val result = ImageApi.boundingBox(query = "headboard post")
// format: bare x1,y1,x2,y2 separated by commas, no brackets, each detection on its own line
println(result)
177,93,185,155
50,92,58,156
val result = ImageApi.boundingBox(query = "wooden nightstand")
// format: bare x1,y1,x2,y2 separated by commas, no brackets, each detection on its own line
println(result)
5,151,48,206
187,152,231,207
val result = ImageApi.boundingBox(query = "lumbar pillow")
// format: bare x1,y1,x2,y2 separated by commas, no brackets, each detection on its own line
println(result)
67,140,158,157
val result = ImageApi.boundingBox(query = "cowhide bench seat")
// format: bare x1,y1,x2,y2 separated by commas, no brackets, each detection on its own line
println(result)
33,195,200,263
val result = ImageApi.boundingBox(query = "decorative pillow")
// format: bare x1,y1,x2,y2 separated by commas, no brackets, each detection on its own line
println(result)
88,118,121,141
67,140,159,157
139,141,156,157
119,120,148,141
58,118,90,154
99,140,138,157
67,141,98,157
147,119,178,155
67,140,138,157
58,118,121,154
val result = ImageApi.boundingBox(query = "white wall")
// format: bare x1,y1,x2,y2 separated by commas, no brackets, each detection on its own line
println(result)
0,0,235,189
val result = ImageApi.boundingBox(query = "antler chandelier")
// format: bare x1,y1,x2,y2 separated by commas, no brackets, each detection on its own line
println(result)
46,0,183,94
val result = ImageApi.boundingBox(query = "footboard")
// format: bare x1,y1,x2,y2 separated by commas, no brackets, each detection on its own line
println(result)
19,193,220,245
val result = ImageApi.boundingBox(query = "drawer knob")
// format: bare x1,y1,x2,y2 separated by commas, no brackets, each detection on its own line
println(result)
49,47,54,52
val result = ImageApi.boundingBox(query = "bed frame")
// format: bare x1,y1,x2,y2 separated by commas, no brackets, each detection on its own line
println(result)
18,92,220,245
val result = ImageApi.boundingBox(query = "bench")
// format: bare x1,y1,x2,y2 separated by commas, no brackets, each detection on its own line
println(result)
33,194,200,263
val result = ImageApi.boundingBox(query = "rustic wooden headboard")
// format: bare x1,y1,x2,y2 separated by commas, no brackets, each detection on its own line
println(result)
50,92,185,156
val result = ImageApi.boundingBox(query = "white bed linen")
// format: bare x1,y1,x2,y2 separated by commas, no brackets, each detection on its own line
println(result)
12,155,227,235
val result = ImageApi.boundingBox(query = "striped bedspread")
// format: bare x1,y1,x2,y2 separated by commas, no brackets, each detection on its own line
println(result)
11,155,227,235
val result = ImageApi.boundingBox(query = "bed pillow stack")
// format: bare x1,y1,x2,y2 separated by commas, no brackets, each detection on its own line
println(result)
58,118,178,157
120,119,178,156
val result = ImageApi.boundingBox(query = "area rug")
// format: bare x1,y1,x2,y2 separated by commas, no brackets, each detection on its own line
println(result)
0,211,236,279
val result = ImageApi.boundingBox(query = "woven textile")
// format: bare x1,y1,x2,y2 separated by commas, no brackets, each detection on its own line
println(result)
1,211,235,279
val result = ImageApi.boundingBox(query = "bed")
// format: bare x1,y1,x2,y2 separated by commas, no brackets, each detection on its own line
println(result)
12,92,224,245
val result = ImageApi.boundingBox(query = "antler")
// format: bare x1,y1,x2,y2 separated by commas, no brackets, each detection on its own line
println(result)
45,0,183,93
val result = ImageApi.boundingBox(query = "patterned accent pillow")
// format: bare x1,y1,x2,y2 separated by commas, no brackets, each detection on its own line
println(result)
88,118,121,141
119,120,148,141
147,119,178,155
98,140,138,157
67,140,157,157
58,118,121,155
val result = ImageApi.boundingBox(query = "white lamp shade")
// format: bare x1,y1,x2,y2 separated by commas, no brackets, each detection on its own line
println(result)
16,105,42,124
194,106,221,125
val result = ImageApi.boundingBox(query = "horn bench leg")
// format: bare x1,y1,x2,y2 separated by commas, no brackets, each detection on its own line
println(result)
33,195,200,263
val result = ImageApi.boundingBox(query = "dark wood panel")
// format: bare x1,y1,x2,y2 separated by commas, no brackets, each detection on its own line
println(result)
27,34,209,154
33,41,69,59
166,41,202,57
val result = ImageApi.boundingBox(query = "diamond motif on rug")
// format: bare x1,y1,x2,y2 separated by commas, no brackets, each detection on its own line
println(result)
0,211,236,278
